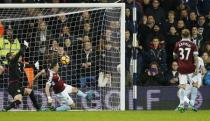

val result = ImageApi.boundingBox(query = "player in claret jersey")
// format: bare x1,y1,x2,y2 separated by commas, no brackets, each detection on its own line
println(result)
34,60,93,111
173,29,199,112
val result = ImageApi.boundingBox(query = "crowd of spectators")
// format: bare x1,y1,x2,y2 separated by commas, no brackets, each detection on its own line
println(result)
125,0,210,86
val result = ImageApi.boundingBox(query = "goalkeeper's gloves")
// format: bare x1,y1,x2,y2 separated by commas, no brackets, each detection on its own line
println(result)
35,61,39,70
24,40,29,48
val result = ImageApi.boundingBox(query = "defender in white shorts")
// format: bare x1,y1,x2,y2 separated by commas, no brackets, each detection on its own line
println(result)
177,57,206,111
191,57,206,88
34,62,94,111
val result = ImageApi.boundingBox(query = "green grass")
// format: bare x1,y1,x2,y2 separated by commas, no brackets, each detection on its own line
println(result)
0,110,210,121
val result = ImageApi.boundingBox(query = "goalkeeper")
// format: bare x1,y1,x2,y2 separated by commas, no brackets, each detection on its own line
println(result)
2,41,41,111
33,60,94,111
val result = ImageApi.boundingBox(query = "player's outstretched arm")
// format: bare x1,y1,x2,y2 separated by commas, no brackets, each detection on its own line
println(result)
33,69,45,81
45,82,53,104
12,40,29,62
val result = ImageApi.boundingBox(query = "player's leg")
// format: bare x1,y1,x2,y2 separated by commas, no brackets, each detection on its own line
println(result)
177,74,188,112
24,87,41,111
64,84,93,101
183,84,191,104
56,89,74,111
189,74,200,112
177,86,191,103
3,83,23,111
3,94,22,111
56,104,71,111
175,85,190,111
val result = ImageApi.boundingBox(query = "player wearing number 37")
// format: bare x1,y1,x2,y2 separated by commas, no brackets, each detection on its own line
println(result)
173,29,199,112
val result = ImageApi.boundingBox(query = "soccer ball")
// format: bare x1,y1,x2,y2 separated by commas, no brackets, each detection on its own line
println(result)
60,55,70,65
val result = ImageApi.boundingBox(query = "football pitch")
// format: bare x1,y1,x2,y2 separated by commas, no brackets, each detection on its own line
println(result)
0,110,210,121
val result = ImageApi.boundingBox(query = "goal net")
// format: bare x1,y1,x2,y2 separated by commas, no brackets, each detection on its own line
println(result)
0,3,125,111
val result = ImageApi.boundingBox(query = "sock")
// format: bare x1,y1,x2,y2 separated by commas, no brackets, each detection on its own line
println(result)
56,105,71,111
190,87,198,106
5,100,21,111
179,88,185,106
184,96,190,104
29,90,40,110
77,90,87,98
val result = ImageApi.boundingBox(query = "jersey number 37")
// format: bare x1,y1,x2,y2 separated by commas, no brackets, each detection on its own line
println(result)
179,48,191,60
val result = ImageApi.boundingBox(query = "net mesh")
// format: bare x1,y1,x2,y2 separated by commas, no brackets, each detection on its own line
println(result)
0,6,122,110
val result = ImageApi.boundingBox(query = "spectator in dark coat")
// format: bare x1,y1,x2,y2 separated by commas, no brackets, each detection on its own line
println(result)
188,11,198,29
180,0,198,11
141,61,165,86
147,23,165,45
161,0,180,12
78,41,96,87
125,30,132,87
191,26,204,54
197,0,210,16
49,10,70,38
125,30,132,71
202,22,210,42
141,0,151,12
165,61,179,86
197,15,207,35
59,25,75,47
179,9,189,25
201,42,210,55
202,52,210,70
164,10,177,34
126,0,143,23
138,15,156,51
176,19,186,35
145,0,165,24
206,11,210,23
29,21,51,69
145,37,167,73
125,8,134,33
166,26,180,68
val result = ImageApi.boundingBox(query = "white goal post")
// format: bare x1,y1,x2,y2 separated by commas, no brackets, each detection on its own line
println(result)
0,3,125,111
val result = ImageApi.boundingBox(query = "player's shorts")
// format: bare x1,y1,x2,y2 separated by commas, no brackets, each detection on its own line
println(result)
191,73,202,88
178,73,194,85
56,84,73,105
8,82,24,98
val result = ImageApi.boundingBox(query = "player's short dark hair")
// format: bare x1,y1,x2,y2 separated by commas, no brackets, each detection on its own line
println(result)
181,29,190,38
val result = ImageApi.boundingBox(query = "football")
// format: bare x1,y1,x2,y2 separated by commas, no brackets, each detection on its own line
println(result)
60,55,70,65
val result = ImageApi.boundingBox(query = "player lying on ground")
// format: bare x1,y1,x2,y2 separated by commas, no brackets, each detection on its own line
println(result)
176,56,206,111
33,61,93,111
173,29,199,113
2,41,41,111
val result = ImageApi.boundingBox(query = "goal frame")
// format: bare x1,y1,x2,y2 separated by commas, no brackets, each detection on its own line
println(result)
0,3,125,111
